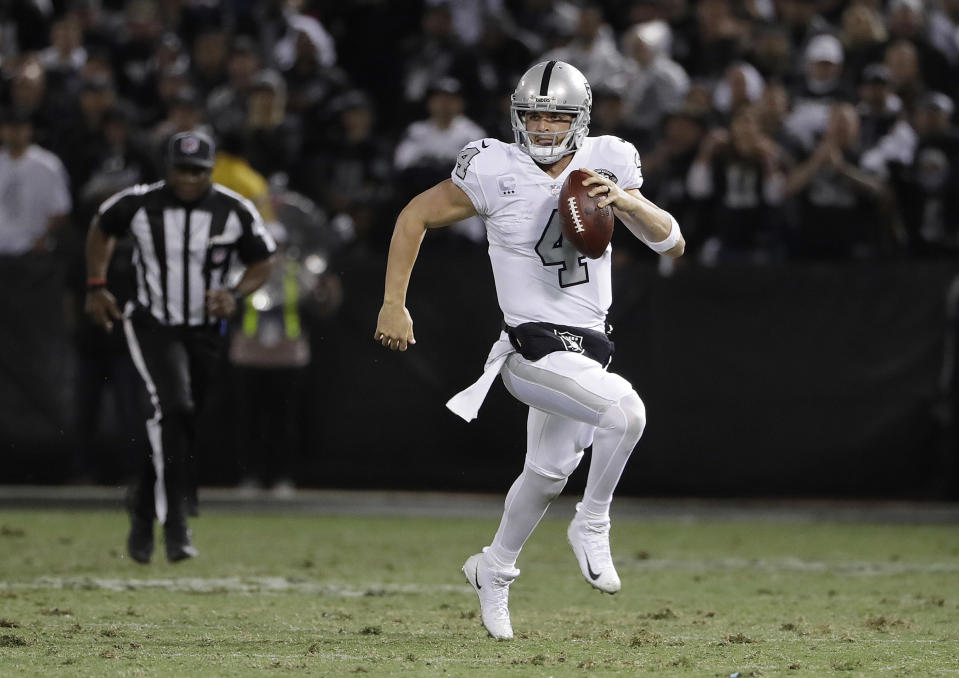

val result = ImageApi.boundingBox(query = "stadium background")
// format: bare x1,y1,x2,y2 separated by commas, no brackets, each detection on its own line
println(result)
1,0,958,499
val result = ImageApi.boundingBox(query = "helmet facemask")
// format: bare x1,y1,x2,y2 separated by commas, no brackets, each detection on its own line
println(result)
511,105,590,164
510,61,592,165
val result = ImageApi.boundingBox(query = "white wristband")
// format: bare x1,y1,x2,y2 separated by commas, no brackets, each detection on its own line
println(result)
644,213,682,254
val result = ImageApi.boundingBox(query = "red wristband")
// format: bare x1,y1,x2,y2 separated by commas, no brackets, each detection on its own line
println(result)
86,277,107,290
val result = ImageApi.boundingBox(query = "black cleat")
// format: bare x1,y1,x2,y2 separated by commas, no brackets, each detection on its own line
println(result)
127,516,154,564
164,525,198,563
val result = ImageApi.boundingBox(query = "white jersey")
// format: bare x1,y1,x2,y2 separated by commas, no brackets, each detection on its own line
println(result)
451,135,642,331
0,145,71,255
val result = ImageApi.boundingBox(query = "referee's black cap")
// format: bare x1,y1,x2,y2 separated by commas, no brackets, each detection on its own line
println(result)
168,131,215,168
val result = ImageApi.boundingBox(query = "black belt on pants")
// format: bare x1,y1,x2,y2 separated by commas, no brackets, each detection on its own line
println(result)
502,320,614,367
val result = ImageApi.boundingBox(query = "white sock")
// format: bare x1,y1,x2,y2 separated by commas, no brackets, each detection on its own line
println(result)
580,392,646,519
486,466,567,570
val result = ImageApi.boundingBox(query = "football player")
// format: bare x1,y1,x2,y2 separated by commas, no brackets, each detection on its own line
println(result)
374,61,684,640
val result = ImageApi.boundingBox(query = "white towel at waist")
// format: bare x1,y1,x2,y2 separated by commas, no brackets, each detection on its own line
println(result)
446,332,514,422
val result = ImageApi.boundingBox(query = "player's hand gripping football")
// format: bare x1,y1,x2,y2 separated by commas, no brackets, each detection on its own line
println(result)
579,167,633,213
375,302,416,351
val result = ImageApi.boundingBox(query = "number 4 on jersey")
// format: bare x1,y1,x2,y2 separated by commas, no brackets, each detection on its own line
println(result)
535,209,589,287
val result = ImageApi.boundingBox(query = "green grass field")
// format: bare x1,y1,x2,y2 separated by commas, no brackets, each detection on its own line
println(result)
0,508,957,677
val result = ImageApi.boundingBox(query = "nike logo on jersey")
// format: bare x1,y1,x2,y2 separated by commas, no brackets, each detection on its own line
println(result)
584,551,601,580
482,140,489,148
473,563,483,589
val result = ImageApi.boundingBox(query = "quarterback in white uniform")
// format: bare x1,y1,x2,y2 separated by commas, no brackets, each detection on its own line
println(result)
375,60,685,640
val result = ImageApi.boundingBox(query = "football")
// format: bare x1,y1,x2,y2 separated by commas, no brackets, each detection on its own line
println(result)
559,169,614,259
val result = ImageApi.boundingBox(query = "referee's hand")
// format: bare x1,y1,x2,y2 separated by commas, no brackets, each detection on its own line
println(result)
206,289,238,319
85,288,122,332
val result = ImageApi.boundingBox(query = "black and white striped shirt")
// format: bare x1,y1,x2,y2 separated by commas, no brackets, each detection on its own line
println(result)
97,181,276,326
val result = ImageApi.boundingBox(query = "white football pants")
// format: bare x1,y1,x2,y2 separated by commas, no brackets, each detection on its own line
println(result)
486,350,646,570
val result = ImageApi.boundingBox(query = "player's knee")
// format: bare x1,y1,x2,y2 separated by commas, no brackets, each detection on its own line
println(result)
525,448,584,485
621,391,646,440
524,464,569,501
599,391,646,442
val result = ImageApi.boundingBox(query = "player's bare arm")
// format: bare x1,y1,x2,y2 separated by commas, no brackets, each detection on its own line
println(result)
579,167,685,258
84,217,122,331
375,179,478,351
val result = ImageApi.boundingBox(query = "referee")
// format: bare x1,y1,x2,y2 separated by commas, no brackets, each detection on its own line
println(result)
85,131,276,563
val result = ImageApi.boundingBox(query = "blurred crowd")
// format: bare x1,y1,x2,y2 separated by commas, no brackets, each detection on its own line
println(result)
0,0,955,268
1,0,958,484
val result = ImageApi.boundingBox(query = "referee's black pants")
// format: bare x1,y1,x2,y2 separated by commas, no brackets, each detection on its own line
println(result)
123,312,225,527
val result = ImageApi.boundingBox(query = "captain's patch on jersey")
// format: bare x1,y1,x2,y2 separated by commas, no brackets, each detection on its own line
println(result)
497,175,516,195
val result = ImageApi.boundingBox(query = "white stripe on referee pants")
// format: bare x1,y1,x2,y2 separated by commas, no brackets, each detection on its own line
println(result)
122,311,168,524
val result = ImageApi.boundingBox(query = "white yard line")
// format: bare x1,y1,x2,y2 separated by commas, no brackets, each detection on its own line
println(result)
3,576,470,596
622,557,959,575
4,555,958,597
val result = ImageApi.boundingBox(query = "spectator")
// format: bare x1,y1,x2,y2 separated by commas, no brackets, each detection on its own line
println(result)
148,88,213,167
394,77,486,244
279,20,350,153
749,25,795,84
839,4,889,93
0,108,71,259
929,0,959,68
133,32,192,125
540,3,628,87
620,20,690,149
785,34,854,152
856,63,905,151
207,36,262,133
509,0,580,56
855,64,919,194
111,0,163,106
190,27,231,98
473,10,535,116
628,103,709,262
228,203,343,496
76,105,157,228
243,68,302,184
394,77,486,191
892,92,959,255
210,126,277,228
7,57,59,148
38,13,87,87
713,62,765,122
54,75,117,205
273,6,337,71
755,80,802,157
309,90,394,252
884,39,926,114
679,0,749,79
688,105,787,263
777,0,834,58
784,102,886,259
137,60,192,128
885,0,954,97
398,2,486,124
590,85,644,147
69,0,119,54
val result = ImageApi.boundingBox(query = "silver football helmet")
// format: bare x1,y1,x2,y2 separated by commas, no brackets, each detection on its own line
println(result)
511,61,592,164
